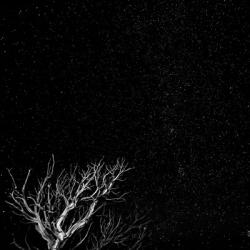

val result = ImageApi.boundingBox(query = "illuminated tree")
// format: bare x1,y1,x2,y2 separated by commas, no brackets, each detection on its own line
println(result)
6,155,148,250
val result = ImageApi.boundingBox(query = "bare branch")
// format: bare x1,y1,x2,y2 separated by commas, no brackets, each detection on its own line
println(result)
7,168,17,189
10,238,25,250
22,169,32,193
89,208,149,250
71,222,93,249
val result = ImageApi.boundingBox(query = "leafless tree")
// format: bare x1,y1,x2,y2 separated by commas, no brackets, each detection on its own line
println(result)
6,155,148,250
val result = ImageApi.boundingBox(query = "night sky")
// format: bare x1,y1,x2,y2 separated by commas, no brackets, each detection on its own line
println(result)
0,0,249,249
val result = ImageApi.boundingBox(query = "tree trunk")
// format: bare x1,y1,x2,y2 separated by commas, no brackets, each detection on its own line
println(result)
49,239,61,250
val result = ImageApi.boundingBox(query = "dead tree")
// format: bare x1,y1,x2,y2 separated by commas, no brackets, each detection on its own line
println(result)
6,155,148,250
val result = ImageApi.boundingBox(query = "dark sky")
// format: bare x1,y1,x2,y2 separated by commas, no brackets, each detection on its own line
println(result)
0,0,249,249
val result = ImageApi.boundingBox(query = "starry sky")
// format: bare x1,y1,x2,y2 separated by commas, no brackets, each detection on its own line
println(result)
0,0,249,249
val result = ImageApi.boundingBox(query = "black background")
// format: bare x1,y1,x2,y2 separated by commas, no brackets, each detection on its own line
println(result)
0,0,249,249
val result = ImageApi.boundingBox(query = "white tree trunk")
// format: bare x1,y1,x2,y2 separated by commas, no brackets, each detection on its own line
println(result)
50,239,61,250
